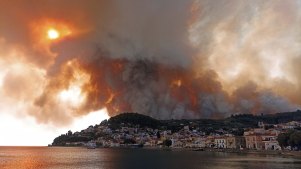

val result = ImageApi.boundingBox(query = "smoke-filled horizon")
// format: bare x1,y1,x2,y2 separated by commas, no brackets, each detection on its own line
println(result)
0,0,301,126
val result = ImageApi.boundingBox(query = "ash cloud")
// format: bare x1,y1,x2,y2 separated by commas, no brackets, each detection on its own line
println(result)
0,0,300,125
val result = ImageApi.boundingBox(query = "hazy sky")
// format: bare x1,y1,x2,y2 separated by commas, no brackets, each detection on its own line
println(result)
0,0,301,145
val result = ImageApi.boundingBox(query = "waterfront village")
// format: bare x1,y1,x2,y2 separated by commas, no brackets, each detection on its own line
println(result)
52,113,301,151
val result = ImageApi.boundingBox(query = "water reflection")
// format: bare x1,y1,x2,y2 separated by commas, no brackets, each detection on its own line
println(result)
0,147,301,169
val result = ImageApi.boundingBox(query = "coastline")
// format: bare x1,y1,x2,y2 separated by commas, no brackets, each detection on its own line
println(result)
50,145,301,158
174,147,301,158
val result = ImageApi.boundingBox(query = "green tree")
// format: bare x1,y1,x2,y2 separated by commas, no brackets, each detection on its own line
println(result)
156,131,161,139
67,130,72,136
123,138,136,144
277,130,301,150
163,139,172,147
289,131,301,149
277,133,290,148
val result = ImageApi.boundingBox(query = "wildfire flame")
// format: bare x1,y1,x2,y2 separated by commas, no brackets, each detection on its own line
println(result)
171,79,182,87
105,92,115,104
58,85,84,106
56,60,90,108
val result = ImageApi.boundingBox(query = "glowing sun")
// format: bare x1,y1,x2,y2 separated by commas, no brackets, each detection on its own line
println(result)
47,28,60,40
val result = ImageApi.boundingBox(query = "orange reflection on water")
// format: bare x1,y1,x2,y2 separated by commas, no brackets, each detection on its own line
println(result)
0,147,47,169
4,157,44,169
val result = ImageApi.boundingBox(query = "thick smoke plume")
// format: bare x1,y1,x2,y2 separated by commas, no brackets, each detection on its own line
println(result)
0,0,300,125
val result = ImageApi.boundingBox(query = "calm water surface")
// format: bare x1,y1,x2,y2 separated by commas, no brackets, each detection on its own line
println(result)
0,147,301,169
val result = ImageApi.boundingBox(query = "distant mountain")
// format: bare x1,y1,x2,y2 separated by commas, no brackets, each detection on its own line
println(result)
227,110,301,126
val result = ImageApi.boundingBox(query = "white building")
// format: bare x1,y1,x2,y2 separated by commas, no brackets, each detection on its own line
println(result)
214,137,226,148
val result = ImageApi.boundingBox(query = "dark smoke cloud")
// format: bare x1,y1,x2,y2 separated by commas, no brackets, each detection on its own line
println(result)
0,0,300,126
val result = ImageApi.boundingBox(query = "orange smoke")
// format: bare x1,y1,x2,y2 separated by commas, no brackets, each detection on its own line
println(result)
27,19,74,64
0,0,300,126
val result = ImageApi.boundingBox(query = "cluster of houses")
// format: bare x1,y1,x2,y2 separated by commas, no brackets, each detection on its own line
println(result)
67,120,301,151
156,127,281,150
